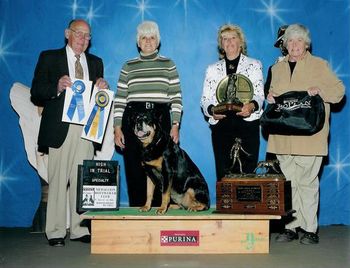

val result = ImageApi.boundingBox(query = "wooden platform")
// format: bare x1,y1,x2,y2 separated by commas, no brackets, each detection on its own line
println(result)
82,208,280,254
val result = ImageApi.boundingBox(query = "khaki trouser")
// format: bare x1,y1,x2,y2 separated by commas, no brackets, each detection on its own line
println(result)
46,124,93,240
277,154,323,233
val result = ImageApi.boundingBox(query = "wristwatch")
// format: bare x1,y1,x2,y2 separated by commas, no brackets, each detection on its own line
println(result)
172,121,180,127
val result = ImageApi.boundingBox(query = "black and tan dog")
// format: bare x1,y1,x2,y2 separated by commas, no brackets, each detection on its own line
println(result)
132,110,210,215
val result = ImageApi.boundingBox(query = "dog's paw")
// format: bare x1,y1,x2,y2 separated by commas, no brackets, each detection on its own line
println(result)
155,207,168,215
139,205,151,212
187,204,207,212
169,204,181,210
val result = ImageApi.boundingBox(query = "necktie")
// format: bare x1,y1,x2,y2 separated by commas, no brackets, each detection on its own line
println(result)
75,54,84,79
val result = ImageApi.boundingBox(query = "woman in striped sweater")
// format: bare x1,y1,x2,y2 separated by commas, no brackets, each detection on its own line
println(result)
113,21,183,207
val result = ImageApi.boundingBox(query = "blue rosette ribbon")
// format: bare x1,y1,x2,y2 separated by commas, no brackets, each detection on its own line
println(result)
67,80,86,121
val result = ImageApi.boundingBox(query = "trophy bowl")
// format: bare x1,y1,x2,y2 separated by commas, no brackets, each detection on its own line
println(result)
212,73,253,114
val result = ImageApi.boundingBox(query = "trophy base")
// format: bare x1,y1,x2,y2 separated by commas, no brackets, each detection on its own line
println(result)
212,103,243,114
216,175,292,215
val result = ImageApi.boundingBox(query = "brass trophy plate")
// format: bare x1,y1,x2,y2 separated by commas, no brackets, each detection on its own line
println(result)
212,73,253,114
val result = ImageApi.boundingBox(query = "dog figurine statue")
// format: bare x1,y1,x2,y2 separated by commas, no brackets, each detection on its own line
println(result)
254,159,281,174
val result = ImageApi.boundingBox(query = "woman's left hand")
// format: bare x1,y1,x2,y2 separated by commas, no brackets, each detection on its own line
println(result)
170,125,179,144
308,86,321,96
236,102,255,118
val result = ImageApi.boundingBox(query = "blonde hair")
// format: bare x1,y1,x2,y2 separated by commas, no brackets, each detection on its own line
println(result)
136,21,161,47
217,24,247,59
283,24,311,49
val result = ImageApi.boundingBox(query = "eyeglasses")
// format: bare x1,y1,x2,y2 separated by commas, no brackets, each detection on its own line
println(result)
69,28,91,40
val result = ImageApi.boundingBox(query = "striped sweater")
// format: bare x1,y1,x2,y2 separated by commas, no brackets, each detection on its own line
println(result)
113,51,182,127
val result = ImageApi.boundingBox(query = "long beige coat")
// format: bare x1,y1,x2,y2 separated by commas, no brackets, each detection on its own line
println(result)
267,51,345,156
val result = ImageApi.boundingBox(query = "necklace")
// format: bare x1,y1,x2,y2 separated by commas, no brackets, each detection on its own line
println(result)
228,63,236,70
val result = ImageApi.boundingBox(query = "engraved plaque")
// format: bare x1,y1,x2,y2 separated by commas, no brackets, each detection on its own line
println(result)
236,186,261,202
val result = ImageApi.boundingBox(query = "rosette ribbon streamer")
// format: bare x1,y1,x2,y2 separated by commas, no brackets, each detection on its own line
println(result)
84,90,109,139
67,80,86,121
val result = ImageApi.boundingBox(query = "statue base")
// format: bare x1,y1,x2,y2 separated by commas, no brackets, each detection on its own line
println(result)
211,102,243,114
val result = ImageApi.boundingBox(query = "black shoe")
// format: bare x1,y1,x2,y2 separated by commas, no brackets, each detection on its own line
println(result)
275,229,299,242
300,232,319,245
70,235,91,243
48,238,65,247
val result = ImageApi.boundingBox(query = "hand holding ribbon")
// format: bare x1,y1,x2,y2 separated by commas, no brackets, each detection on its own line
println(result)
95,77,109,90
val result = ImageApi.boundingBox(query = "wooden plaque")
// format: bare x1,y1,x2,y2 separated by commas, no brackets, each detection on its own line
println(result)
216,175,292,215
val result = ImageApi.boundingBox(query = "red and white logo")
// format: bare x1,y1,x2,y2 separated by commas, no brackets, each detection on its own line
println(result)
160,230,200,246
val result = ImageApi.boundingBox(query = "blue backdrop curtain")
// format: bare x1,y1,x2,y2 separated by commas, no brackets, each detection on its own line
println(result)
0,0,349,227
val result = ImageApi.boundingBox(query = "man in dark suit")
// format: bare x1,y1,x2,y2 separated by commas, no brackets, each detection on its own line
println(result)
31,19,108,247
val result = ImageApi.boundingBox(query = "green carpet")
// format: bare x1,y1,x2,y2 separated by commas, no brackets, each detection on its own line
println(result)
84,207,216,216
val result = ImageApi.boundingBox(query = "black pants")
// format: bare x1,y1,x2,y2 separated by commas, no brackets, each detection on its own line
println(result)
211,116,260,180
122,102,171,207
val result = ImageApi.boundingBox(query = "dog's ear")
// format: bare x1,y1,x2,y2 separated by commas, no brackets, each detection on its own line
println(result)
130,111,139,123
154,112,163,125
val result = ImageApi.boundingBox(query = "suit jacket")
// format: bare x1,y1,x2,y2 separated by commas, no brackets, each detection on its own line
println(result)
200,54,265,125
31,47,104,150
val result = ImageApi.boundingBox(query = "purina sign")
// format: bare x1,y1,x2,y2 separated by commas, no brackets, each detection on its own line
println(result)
160,230,200,246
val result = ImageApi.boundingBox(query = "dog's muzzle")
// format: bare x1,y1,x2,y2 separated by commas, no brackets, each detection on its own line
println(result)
135,129,151,140
134,121,153,140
